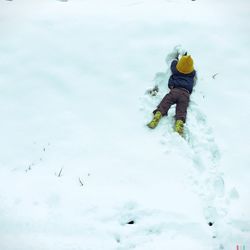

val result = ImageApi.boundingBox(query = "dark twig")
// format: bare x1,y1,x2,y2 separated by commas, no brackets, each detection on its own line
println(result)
79,178,84,186
57,168,63,177
212,73,218,79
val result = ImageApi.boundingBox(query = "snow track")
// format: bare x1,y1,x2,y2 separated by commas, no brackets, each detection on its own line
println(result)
140,48,237,249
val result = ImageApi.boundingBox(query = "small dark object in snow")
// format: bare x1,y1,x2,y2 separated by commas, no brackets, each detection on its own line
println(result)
147,85,159,96
127,220,135,225
212,73,219,79
208,222,214,226
57,168,63,177
79,178,84,186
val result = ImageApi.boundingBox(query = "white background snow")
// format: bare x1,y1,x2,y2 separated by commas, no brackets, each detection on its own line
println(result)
0,0,250,249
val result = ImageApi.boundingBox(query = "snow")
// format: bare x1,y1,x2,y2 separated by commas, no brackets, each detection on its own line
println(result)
0,0,250,249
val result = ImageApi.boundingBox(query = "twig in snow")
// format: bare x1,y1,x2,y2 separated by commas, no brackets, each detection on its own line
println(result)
79,178,84,186
25,162,35,172
212,73,219,79
25,166,32,172
57,168,63,177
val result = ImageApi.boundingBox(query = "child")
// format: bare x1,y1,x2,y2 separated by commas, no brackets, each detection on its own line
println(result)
147,53,196,135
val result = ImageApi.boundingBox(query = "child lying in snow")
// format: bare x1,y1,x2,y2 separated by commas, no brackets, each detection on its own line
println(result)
147,53,196,136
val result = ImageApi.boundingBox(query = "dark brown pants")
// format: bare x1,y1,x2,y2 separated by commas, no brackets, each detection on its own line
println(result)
154,88,190,122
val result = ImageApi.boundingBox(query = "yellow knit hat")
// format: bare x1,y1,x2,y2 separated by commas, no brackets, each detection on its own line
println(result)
176,55,194,74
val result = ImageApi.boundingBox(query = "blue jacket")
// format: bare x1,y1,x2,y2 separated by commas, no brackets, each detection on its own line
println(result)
168,60,196,94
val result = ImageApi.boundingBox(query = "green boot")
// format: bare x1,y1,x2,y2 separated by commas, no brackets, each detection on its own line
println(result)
175,119,184,136
147,111,162,129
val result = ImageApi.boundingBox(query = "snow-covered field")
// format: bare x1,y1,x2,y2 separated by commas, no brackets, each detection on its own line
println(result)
1,0,250,249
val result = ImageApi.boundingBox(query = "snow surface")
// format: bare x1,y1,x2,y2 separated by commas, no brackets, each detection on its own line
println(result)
0,0,250,249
